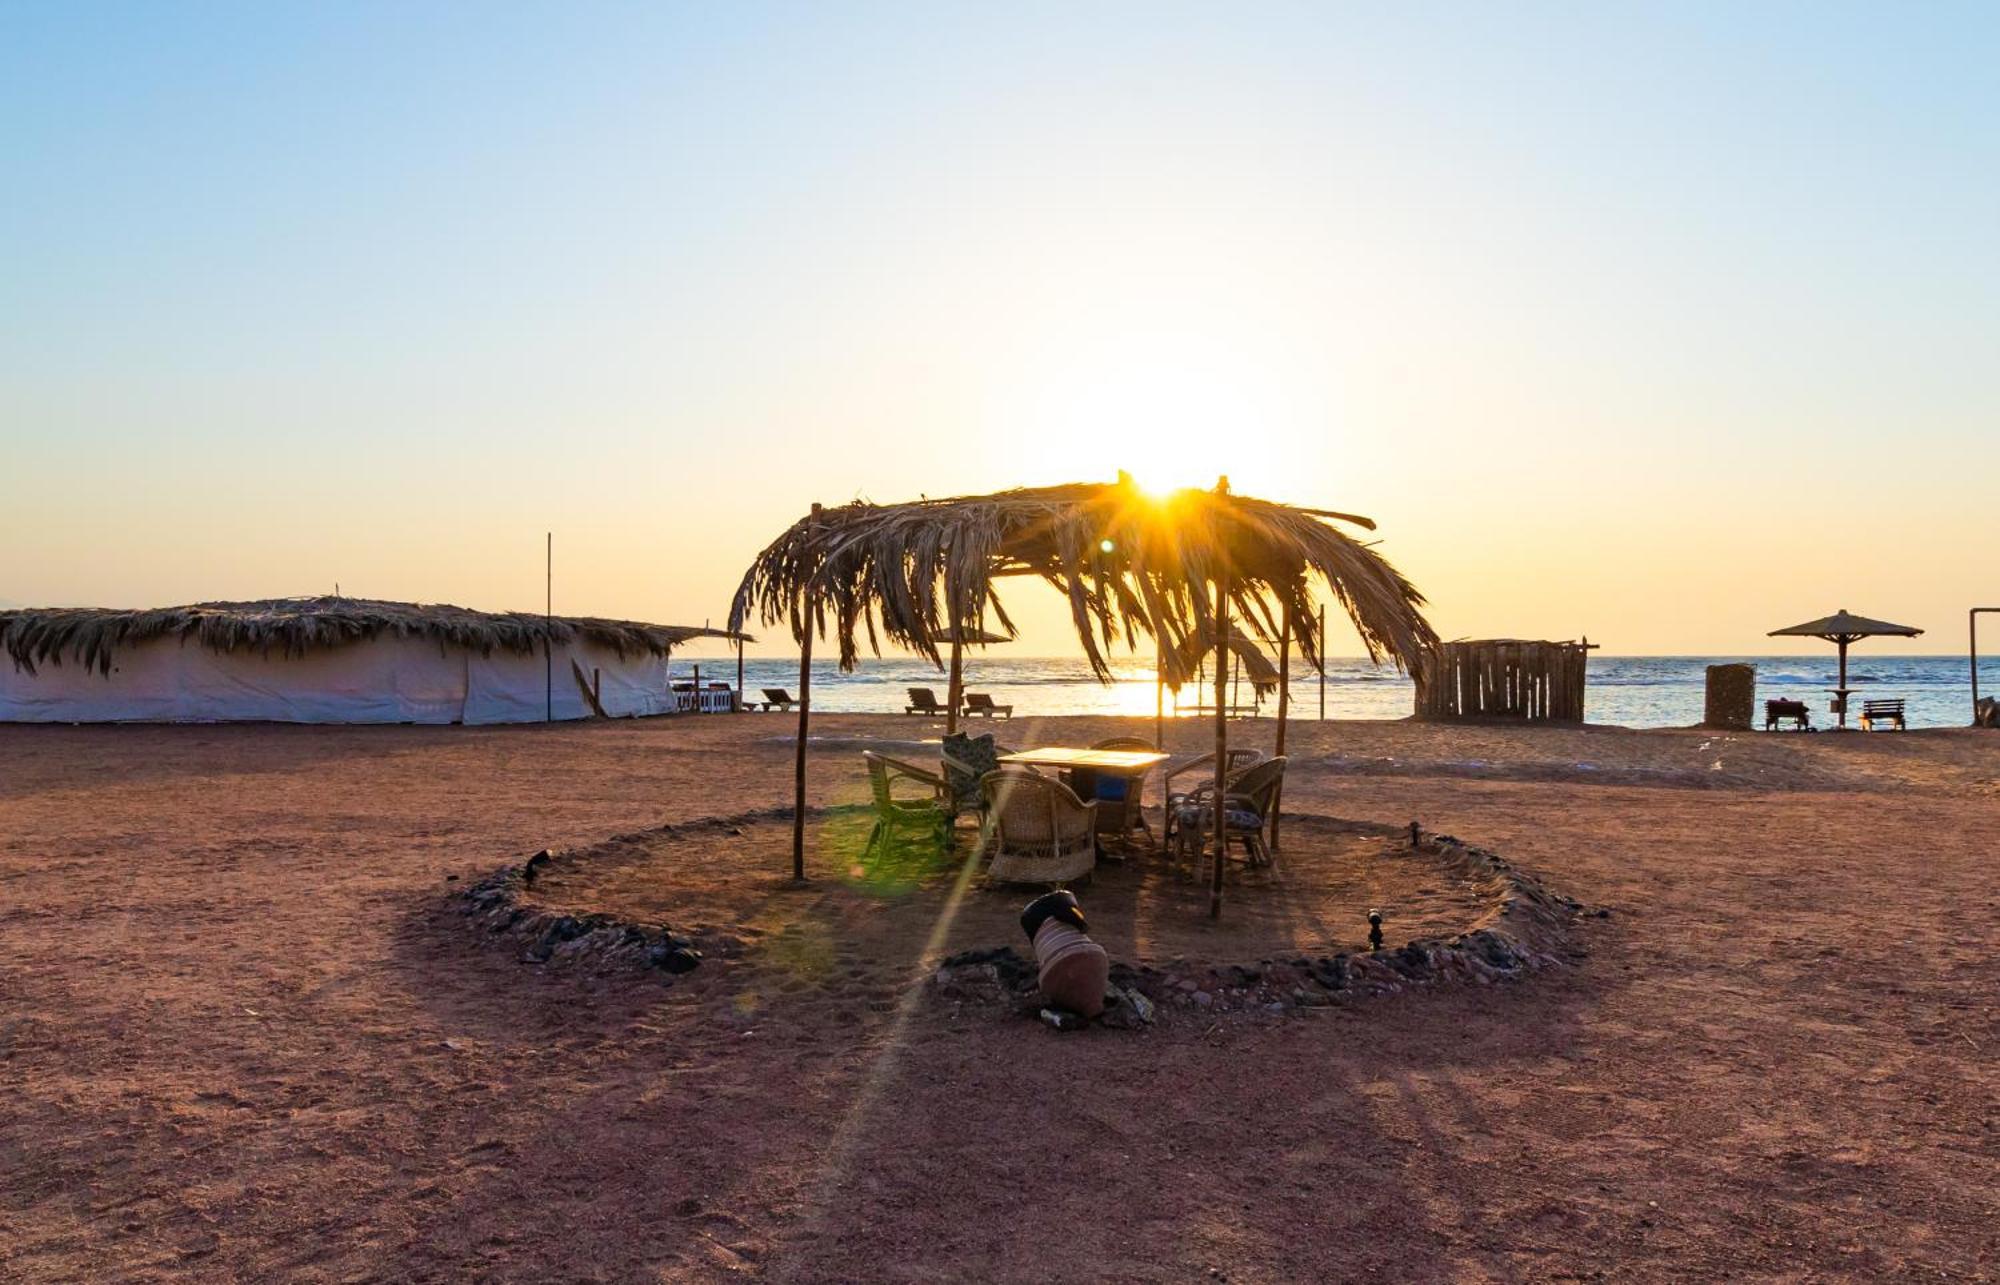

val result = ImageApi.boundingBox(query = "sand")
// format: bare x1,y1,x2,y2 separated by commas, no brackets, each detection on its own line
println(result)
2,712,1995,1281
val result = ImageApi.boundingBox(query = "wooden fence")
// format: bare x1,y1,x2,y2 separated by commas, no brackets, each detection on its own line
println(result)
1414,639,1594,723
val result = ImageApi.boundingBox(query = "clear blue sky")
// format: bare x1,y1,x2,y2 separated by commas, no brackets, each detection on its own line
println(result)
3,3,1995,652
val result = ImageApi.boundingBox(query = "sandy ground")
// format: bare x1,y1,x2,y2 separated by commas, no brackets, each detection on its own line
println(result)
2,711,1995,1282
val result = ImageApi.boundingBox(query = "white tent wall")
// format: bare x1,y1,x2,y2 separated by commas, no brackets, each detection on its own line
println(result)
461,642,672,724
0,636,470,723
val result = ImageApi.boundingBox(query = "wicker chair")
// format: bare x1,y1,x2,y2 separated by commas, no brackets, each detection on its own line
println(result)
1170,756,1287,868
1160,749,1264,855
860,751,952,860
1087,736,1158,847
980,768,1097,885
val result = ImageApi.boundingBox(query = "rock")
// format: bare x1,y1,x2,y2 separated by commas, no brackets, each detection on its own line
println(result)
1096,985,1156,1029
650,945,703,974
1264,1001,1286,1015
674,1196,704,1217
522,849,555,883
1192,991,1213,1008
1039,1007,1085,1032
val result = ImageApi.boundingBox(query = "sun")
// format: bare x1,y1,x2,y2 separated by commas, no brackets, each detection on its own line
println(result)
1122,466,1218,500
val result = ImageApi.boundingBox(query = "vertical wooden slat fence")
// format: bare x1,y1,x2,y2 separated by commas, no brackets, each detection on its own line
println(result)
1413,638,1595,723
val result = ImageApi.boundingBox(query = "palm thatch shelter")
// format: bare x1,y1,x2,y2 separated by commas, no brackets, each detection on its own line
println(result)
0,596,743,724
730,473,1436,916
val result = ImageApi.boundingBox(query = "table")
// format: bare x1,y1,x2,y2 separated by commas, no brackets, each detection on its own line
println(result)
997,747,1170,773
997,747,1170,848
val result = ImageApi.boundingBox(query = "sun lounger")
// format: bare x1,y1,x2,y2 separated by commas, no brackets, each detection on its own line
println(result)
905,687,949,716
962,692,1012,719
1764,698,1812,731
1859,698,1906,731
760,688,798,712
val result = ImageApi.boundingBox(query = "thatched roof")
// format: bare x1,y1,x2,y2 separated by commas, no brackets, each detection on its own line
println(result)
1769,609,1923,641
730,474,1435,687
1167,625,1283,694
0,596,747,677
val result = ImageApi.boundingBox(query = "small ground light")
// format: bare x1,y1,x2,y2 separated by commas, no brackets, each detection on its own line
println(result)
1099,538,1115,553
1367,909,1384,951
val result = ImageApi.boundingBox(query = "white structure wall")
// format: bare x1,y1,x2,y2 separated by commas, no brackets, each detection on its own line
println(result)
0,637,674,724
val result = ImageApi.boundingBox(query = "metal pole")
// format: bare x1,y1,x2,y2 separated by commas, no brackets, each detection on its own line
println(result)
545,532,552,722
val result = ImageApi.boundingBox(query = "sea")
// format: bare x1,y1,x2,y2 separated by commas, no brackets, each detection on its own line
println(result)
674,653,1997,730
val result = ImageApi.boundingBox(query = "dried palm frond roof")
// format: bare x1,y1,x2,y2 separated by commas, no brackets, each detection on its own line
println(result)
1167,624,1283,694
1,596,747,677
730,473,1435,688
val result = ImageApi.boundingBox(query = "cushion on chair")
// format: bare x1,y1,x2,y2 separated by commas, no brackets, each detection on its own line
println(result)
1172,803,1263,832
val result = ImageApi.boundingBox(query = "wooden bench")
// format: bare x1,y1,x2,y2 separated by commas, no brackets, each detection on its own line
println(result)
1764,698,1812,731
1859,698,1906,731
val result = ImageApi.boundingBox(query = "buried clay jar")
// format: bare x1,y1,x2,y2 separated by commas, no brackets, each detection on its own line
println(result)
1021,890,1109,1018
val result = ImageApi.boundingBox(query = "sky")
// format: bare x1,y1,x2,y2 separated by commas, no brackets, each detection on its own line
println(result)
3,3,1995,657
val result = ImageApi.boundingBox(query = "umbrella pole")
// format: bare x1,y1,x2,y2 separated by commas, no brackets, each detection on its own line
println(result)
1211,569,1231,920
1838,636,1850,729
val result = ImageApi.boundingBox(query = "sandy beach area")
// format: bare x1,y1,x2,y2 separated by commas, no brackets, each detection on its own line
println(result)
3,712,1995,1281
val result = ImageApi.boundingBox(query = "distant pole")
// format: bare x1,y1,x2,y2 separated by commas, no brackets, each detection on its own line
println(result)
1318,604,1326,721
736,636,746,714
545,532,553,723
1154,651,1165,751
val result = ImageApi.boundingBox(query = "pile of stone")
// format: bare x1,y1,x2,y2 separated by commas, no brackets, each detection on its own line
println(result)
929,824,1591,1028
455,847,725,978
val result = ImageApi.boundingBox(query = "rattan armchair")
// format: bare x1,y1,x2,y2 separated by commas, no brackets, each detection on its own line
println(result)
980,768,1097,885
860,751,952,860
1169,756,1287,868
1160,748,1264,854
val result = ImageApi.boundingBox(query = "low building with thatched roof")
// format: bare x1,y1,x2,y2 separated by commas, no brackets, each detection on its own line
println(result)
0,597,739,724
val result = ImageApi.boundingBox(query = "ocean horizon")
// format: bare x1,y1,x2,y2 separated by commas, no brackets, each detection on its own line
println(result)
673,653,1997,730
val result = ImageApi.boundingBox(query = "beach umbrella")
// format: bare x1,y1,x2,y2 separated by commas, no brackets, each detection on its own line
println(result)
730,473,1435,916
1768,608,1924,730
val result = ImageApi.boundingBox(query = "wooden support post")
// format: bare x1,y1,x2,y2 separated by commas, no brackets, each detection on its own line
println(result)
1210,568,1231,920
736,637,745,713
790,503,822,882
1154,651,1165,751
1318,604,1326,721
945,634,963,735
1271,600,1291,855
